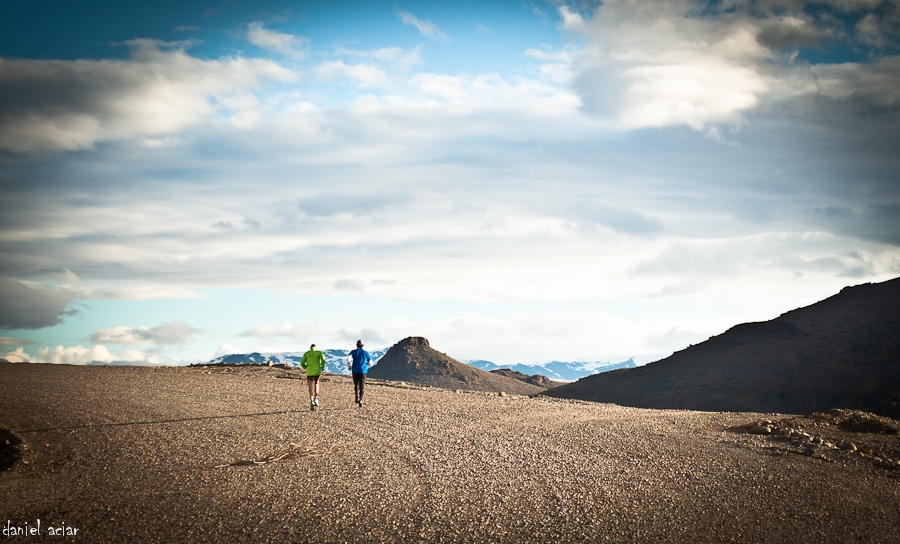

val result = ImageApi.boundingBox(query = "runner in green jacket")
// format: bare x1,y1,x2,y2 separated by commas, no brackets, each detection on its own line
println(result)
300,344,326,411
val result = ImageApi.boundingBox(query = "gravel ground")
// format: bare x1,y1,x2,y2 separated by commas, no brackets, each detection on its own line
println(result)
1,363,899,543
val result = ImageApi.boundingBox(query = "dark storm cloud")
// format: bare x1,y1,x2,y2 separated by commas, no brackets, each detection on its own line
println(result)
813,204,900,246
0,277,78,329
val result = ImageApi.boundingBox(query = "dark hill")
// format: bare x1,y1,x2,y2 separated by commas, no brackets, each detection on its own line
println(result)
489,368,556,388
544,278,900,419
369,337,544,395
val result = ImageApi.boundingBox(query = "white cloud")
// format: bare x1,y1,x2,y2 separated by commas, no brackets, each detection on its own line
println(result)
406,72,579,113
335,328,386,345
214,344,244,357
315,60,391,88
756,13,833,49
335,45,424,70
115,349,151,362
526,3,546,18
29,344,178,365
645,327,708,351
37,344,116,365
1,347,31,362
853,8,900,49
0,40,296,152
247,21,309,59
373,310,646,364
811,56,900,115
630,233,891,281
525,45,578,84
0,336,36,346
570,203,665,237
397,10,450,41
0,3,898,366
333,279,364,292
237,322,316,342
561,0,900,130
88,321,202,345
558,6,584,29
524,46,573,63
566,1,770,129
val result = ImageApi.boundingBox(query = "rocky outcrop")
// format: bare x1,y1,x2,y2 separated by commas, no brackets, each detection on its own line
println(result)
489,368,556,388
0,429,23,471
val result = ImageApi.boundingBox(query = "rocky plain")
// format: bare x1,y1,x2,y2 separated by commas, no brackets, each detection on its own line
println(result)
2,362,899,543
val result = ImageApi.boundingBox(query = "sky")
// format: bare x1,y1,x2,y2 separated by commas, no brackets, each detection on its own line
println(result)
1,0,898,366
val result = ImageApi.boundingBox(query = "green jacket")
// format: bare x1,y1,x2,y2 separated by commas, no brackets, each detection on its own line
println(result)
300,349,326,377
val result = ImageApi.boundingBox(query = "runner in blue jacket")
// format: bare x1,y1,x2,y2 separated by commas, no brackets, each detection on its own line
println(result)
349,339,372,407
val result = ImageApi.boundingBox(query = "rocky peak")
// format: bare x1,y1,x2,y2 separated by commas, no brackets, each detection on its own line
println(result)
395,337,430,348
369,336,544,395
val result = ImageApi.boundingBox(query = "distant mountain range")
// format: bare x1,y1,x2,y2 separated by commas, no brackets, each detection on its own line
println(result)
209,349,388,375
467,359,637,381
205,350,639,380
544,278,900,419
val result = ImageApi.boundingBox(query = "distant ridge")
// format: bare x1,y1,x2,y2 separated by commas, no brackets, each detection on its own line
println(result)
202,349,388,375
468,359,637,380
369,337,545,395
544,278,900,419
489,368,556,388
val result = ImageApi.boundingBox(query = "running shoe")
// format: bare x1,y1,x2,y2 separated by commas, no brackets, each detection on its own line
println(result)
314,397,320,406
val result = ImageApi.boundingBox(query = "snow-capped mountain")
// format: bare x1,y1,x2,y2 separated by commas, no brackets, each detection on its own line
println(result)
208,348,389,375
207,349,644,381
466,359,637,381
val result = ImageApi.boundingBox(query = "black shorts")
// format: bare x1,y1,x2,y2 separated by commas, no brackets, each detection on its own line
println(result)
306,375,321,382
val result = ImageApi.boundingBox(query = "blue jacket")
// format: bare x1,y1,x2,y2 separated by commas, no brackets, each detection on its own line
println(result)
350,347,372,374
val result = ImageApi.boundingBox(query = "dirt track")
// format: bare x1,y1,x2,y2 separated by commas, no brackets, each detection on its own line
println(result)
1,363,899,543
